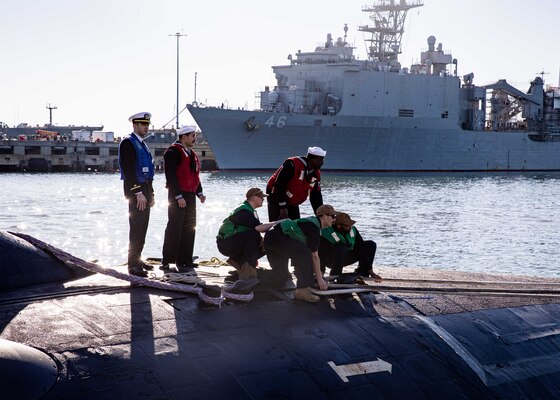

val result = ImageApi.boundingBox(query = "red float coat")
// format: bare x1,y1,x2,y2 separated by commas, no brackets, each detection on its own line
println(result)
267,156,321,206
166,143,200,193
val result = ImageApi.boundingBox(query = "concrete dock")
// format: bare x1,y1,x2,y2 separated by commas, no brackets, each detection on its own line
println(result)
0,136,216,172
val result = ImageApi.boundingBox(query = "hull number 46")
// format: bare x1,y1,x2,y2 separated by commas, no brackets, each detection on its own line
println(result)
265,116,287,128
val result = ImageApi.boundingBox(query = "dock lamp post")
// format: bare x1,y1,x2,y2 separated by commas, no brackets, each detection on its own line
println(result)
169,32,187,129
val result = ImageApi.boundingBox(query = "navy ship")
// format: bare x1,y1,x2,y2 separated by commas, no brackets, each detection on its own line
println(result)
187,1,560,172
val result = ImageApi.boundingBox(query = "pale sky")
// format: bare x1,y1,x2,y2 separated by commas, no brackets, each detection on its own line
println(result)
1,0,559,137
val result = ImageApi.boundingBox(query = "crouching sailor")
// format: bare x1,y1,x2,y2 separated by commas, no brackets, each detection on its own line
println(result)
319,212,381,281
263,204,337,303
118,112,155,277
216,188,281,280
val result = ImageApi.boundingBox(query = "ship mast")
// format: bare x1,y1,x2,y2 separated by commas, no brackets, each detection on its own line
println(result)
169,32,187,128
359,0,423,69
46,103,57,127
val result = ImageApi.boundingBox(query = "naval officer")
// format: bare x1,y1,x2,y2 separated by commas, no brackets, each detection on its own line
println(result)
118,112,155,277
266,146,326,221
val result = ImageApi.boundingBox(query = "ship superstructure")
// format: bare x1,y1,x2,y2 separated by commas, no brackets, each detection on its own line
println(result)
188,1,560,171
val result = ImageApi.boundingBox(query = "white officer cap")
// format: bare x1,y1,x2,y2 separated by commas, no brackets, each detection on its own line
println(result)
128,112,152,123
307,146,326,157
177,125,197,136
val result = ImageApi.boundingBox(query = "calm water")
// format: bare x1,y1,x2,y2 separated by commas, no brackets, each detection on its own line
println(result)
1,172,559,278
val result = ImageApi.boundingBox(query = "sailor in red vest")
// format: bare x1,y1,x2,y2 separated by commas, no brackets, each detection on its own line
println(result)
161,125,206,274
266,146,326,221
118,112,155,277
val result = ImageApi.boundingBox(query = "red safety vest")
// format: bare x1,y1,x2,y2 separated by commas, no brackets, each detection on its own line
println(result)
267,156,321,206
170,143,200,192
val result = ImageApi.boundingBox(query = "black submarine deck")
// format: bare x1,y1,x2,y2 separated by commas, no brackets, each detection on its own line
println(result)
2,264,560,399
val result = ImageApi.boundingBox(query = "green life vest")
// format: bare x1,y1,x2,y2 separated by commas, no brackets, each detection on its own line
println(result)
321,226,357,250
280,217,320,244
217,201,258,239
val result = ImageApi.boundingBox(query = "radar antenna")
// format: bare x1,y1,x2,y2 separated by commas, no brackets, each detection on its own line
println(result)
536,69,549,81
359,0,423,67
46,103,57,127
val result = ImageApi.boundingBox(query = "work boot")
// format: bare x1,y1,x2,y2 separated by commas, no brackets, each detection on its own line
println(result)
176,264,196,275
128,265,148,277
338,272,361,284
369,270,383,283
228,278,260,294
294,287,320,303
139,261,154,271
177,264,197,275
160,264,178,273
355,268,382,283
238,262,257,280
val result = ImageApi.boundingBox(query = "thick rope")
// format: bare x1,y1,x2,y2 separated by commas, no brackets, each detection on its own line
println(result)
10,232,222,305
197,256,229,267
153,263,254,302
12,232,100,272
157,274,253,303
198,290,224,307
11,232,256,305
160,272,206,286
222,288,254,302
158,272,224,307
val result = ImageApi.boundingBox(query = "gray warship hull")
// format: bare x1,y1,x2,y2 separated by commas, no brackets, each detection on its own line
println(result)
188,106,560,171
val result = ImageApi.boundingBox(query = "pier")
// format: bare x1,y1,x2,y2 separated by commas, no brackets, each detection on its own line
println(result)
0,132,216,172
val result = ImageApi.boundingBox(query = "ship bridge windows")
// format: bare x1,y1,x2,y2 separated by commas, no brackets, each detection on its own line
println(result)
399,109,415,118
25,146,41,155
0,145,13,154
85,147,100,156
109,147,118,156
52,146,66,155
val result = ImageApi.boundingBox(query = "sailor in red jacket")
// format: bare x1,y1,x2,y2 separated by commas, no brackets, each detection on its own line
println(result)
266,146,326,221
161,125,206,274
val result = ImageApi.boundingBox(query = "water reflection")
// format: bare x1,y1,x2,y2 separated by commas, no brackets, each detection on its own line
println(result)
1,172,559,278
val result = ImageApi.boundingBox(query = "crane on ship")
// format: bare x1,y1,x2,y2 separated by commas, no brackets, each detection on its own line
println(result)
359,0,424,70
